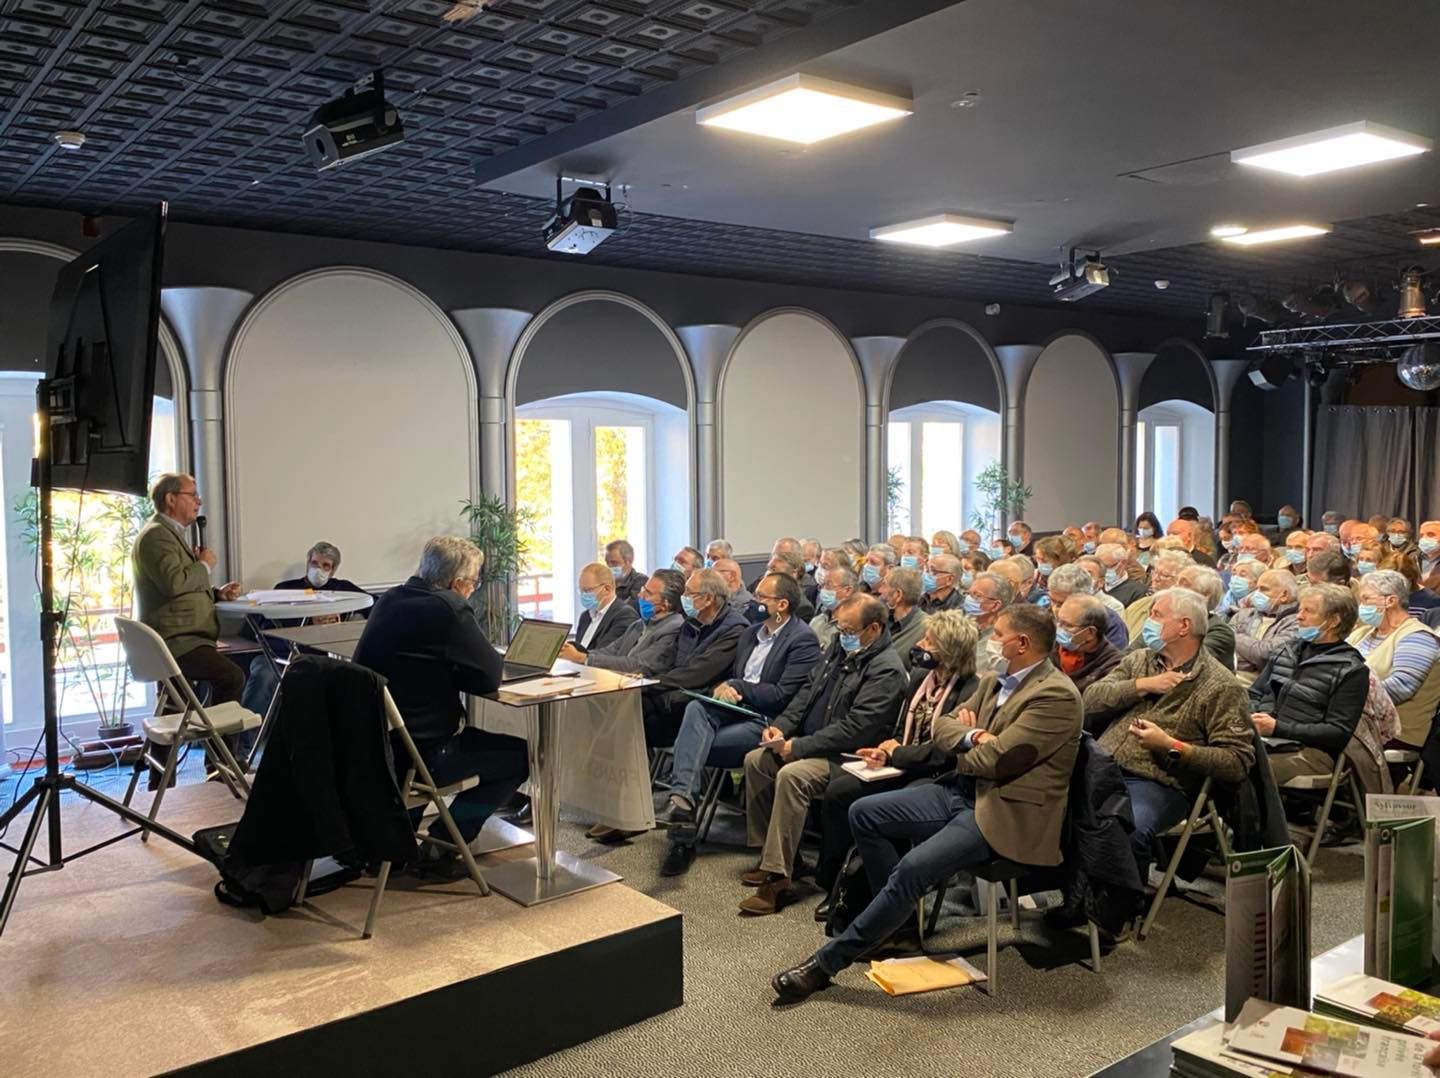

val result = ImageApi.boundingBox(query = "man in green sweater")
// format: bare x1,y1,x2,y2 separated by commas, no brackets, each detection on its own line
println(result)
1082,587,1254,883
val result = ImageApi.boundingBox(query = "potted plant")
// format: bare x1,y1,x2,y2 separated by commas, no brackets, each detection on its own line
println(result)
885,465,908,535
970,462,1034,537
460,494,534,643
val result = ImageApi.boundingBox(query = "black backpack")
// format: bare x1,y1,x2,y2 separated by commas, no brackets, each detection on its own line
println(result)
824,848,874,937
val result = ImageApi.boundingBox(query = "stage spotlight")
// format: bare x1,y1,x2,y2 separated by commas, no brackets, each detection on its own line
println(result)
304,70,404,171
1205,292,1229,338
1398,267,1428,318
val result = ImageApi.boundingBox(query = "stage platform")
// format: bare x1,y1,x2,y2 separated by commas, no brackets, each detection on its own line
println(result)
0,783,683,1076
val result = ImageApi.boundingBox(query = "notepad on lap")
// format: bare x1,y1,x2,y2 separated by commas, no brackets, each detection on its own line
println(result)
866,955,987,996
841,759,904,783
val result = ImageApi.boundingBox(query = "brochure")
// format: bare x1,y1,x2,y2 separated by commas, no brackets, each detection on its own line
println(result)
1315,973,1440,1036
1224,845,1311,1022
841,758,905,783
1171,1020,1307,1078
1366,794,1440,967
1363,816,1435,987
679,688,765,721
1226,999,1436,1078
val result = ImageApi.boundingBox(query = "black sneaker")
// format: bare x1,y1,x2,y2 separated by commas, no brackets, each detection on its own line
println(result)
660,843,696,877
656,797,696,828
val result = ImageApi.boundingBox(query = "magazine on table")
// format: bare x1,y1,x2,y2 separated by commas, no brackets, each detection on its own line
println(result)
1366,794,1440,967
1225,999,1436,1078
1224,845,1311,1022
1362,815,1435,987
1315,973,1440,1036
1171,1020,1309,1078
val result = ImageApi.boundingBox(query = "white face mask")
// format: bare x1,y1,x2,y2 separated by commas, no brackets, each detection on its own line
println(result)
306,566,331,588
985,636,1009,676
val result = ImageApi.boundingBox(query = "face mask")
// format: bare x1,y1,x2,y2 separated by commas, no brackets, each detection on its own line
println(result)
1389,534,1407,548
1296,624,1322,642
910,647,939,670
637,596,657,621
306,566,331,588
1277,515,1294,530
958,539,972,554
1035,593,1052,610
987,546,1006,560
1284,549,1305,565
922,572,938,594
1038,562,1054,578
900,555,920,570
1250,591,1273,612
839,631,861,654
672,559,688,573
1324,523,1340,535
1137,526,1153,539
1228,577,1251,598
1141,617,1167,652
755,603,770,620
1420,537,1440,556
1236,553,1257,565
960,571,975,589
805,561,817,575
963,594,983,617
862,564,882,585
1137,552,1151,569
985,637,1009,675
1342,544,1360,559
1008,534,1024,549
930,545,945,558
1357,561,1377,576
819,588,838,611
681,595,699,619
703,558,715,568
1358,603,1383,627
1104,568,1122,588
813,566,829,587
1083,541,1097,554
1054,627,1075,649
1226,536,1241,551
579,590,601,611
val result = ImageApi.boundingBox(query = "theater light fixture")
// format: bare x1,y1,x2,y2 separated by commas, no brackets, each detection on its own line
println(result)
1210,224,1248,238
869,213,1012,248
1415,230,1440,246
1220,224,1330,246
1232,121,1430,177
696,74,912,145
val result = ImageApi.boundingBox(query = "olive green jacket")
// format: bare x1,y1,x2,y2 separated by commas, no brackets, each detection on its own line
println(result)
132,516,219,658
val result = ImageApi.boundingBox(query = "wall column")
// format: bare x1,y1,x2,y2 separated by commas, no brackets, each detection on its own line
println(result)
993,345,1044,527
1211,359,1251,517
450,308,534,505
675,325,740,545
1113,352,1157,523
851,336,906,542
159,287,254,579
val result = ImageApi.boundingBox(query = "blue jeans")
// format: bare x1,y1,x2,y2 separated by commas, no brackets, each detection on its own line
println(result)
668,699,765,808
815,783,992,976
1124,775,1191,880
406,729,529,843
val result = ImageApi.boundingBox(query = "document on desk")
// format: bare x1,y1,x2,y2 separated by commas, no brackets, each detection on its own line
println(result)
497,675,595,700
243,589,342,604
1315,973,1440,1036
1225,998,1434,1078
841,759,904,783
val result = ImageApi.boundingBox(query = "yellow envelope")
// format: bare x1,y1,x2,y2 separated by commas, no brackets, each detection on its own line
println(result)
866,955,988,996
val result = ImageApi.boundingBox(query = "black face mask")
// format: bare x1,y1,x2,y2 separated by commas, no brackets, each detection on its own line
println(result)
910,647,939,670
754,603,768,620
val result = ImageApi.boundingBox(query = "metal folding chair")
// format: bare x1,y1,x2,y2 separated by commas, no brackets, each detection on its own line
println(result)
1384,748,1424,793
115,618,258,839
1280,756,1365,867
1138,777,1232,941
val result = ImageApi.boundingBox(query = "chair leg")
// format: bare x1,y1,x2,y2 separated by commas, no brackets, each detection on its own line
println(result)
985,879,999,997
1088,921,1102,972
695,768,726,845
1411,760,1425,794
1306,768,1344,868
363,861,392,939
927,880,948,937
143,741,182,842
1349,773,1367,825
1139,804,1203,941
122,746,146,808
428,796,490,897
1008,877,1020,929
295,860,314,905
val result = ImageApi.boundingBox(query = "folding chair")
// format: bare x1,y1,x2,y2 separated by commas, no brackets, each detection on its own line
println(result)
1279,756,1366,868
1384,748,1423,794
116,618,258,839
338,686,491,940
1138,777,1232,941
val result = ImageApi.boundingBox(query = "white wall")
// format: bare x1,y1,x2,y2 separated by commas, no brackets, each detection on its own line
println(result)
720,311,864,553
1139,399,1215,521
226,270,477,588
1023,335,1120,529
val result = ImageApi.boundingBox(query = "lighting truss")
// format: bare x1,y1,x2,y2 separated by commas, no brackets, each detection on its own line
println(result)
1245,315,1440,363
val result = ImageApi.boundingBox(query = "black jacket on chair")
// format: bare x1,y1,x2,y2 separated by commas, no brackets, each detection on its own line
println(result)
1057,732,1143,935
219,657,416,913
574,598,640,653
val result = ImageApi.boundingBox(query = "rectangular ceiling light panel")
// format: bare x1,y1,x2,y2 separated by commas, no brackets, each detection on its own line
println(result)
696,74,912,145
1231,121,1430,177
1220,224,1330,246
869,213,1012,248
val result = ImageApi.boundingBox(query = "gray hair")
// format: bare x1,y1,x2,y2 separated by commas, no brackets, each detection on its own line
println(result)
1095,542,1128,564
1179,565,1224,610
974,571,1015,606
826,563,857,590
869,543,898,567
1257,569,1298,600
690,567,730,605
800,537,822,554
929,553,961,578
649,568,685,615
606,539,635,562
1308,582,1358,638
1153,551,1194,576
1362,568,1411,606
417,535,482,587
769,548,805,579
887,566,923,605
1067,594,1111,637
1155,586,1209,631
308,541,342,570
705,538,733,558
1009,554,1035,580
1049,563,1095,597
149,472,191,513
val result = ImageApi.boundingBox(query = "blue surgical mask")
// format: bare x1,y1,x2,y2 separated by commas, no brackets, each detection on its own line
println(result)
1228,577,1251,598
805,561,816,574
1251,591,1272,613
960,571,975,589
839,631,861,653
1055,627,1075,649
1104,568,1122,588
1036,593,1051,608
987,546,1006,560
1137,526,1153,539
1356,560,1376,576
681,594,699,619
1389,534,1407,548
637,596,657,621
1236,553,1258,565
900,555,920,570
819,588,838,611
1277,515,1294,530
1038,562,1054,578
1420,537,1440,556
672,559,687,573
1358,603,1383,627
958,539,972,554
963,594,983,617
1296,624,1322,642
579,590,601,611
1227,536,1242,551
930,545,945,558
703,558,715,568
1324,524,1339,535
921,572,938,594
610,564,624,579
1083,542,1097,554
1284,549,1305,565
1141,618,1166,652
862,564,882,585
1342,543,1360,558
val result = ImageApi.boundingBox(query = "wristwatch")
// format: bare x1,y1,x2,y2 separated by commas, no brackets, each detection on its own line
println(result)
1163,739,1185,770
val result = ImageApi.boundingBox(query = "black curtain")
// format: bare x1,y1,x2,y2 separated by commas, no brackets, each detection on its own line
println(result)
1415,409,1440,518
1310,406,1416,520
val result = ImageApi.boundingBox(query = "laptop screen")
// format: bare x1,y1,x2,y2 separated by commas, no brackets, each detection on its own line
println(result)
505,618,570,669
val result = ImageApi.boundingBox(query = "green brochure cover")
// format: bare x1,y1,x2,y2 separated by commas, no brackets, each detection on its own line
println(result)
1225,844,1311,1023
1388,817,1435,987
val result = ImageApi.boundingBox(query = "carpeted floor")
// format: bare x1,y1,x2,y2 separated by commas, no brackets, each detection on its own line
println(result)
500,798,1367,1078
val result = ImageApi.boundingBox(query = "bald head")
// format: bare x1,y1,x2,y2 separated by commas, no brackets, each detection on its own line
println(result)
1166,519,1196,550
712,558,744,594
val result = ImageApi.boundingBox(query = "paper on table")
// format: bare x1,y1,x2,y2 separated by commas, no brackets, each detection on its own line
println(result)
242,589,346,604
496,675,596,700
1317,973,1440,1036
1171,1021,1308,1078
865,955,987,997
1226,998,1434,1078
841,759,904,783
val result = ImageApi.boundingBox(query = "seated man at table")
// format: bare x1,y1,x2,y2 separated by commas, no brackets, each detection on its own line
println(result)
352,536,527,864
658,573,822,876
240,540,368,718
740,594,908,915
571,561,639,654
604,539,648,609
561,569,685,679
770,605,1082,1002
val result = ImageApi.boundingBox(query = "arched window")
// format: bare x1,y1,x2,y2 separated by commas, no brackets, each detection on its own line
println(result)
516,391,687,623
887,401,1001,536
1136,400,1215,524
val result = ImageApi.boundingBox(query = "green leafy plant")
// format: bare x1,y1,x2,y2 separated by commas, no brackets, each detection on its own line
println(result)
970,463,1033,535
460,494,536,642
885,465,907,534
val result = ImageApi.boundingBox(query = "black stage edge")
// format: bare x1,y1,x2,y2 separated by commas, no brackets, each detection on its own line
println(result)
175,913,683,1077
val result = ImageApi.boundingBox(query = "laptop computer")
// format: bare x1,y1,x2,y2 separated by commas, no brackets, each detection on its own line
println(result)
500,618,572,683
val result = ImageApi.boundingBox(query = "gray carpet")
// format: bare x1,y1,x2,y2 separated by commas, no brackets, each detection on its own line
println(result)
501,801,1367,1078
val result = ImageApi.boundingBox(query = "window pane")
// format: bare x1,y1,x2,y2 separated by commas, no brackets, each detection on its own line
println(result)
886,421,911,534
595,425,647,571
920,422,963,537
1135,419,1148,516
1154,424,1180,525
516,418,572,621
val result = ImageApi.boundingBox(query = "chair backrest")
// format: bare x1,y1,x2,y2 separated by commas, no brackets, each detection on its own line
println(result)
381,687,405,733
114,617,184,683
1423,607,1440,632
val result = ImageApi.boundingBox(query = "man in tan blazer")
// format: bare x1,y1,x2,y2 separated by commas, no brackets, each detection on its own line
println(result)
771,604,1082,1003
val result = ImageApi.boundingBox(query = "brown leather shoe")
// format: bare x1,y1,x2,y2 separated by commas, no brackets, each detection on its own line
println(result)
741,865,776,886
585,823,613,840
739,877,798,915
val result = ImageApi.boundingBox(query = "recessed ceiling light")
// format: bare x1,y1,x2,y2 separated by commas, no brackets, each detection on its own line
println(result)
869,213,1012,248
1219,224,1330,246
52,130,85,152
696,73,911,145
1231,121,1431,177
1210,224,1249,238
1416,230,1440,246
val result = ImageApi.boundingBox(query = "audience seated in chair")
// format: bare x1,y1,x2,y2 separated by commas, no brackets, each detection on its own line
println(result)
921,552,965,614
740,594,908,915
704,538,733,567
1175,565,1236,669
810,562,857,649
1097,543,1146,608
860,543,897,593
561,568,685,678
770,604,1082,1004
604,539,649,609
1048,564,1129,649
710,557,754,617
752,549,817,622
1057,594,1126,701
1349,569,1440,751
878,567,928,672
965,571,1014,653
670,545,704,579
570,561,640,654
1231,570,1301,686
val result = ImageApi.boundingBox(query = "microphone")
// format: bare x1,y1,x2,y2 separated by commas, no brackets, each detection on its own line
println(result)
196,514,208,550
